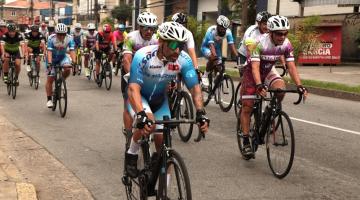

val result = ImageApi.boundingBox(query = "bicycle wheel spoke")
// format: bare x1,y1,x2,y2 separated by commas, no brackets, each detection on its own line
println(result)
218,75,234,112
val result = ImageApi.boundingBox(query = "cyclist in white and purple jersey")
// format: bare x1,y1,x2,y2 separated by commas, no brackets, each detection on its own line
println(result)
45,23,76,108
124,22,209,179
239,16,308,157
200,15,238,87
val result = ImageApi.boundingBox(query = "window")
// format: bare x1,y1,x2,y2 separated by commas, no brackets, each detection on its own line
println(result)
11,11,16,16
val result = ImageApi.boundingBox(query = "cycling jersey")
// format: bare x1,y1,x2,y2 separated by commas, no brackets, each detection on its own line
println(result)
83,30,98,49
25,32,45,49
123,30,158,55
185,29,195,49
70,29,83,48
97,31,114,50
1,32,24,53
47,33,75,63
238,24,267,57
201,25,234,58
113,30,127,44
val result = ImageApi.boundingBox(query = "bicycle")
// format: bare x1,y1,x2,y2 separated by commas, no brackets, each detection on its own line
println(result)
6,55,19,99
73,47,82,76
51,64,71,118
96,52,112,90
201,58,235,112
168,79,194,142
234,64,287,118
114,48,124,76
236,88,303,178
27,53,43,90
122,116,205,200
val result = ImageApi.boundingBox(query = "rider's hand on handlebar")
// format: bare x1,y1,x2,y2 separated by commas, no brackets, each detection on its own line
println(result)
196,109,210,133
297,85,308,101
256,83,268,97
135,111,153,135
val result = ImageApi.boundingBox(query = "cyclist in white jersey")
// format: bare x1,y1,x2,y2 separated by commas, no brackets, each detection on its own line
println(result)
83,23,98,77
122,12,159,136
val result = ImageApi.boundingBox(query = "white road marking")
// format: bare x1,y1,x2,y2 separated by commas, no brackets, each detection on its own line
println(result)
291,117,360,136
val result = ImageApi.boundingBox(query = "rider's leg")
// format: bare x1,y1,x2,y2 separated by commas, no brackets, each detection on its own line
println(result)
95,50,101,79
15,58,21,77
45,69,55,107
152,99,171,153
265,68,285,102
60,56,72,79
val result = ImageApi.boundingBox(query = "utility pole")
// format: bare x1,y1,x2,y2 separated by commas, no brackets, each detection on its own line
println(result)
276,0,280,15
0,0,4,19
241,0,248,33
94,0,99,28
50,0,54,20
30,0,34,25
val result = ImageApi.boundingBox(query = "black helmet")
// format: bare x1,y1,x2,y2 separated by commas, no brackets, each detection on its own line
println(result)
31,25,39,31
256,11,272,22
7,23,17,31
172,13,187,25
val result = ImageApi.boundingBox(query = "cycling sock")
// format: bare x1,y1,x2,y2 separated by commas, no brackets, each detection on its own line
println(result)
127,138,140,155
47,96,52,101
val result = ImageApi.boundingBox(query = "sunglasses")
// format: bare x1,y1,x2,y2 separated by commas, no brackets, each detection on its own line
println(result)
57,33,66,36
141,26,156,32
167,40,185,50
273,31,288,37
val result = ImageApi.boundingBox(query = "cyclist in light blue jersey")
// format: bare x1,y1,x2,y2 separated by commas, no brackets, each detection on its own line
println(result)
124,22,209,178
45,23,76,108
200,15,239,86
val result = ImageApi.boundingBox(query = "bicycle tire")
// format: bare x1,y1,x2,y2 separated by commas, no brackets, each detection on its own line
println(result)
11,74,17,99
52,82,57,111
104,62,112,90
176,91,194,142
234,82,241,118
34,71,39,90
114,57,122,76
7,68,12,96
266,111,295,179
77,56,82,75
88,58,94,80
58,78,68,118
218,74,234,112
157,150,191,200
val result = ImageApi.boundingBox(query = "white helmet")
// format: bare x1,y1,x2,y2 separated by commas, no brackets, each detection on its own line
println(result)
267,15,290,31
158,22,188,42
74,23,82,29
137,12,158,27
55,23,67,33
87,23,96,30
216,15,230,28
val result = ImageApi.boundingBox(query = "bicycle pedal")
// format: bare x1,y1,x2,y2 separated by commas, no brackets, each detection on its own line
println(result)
121,175,131,186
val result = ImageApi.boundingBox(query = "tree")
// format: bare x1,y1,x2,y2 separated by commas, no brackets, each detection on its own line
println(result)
231,0,257,30
111,4,133,24
187,16,211,54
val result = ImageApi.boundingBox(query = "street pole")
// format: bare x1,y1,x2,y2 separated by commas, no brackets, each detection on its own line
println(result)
50,0,54,20
94,0,99,28
30,0,34,25
276,0,280,15
0,0,4,19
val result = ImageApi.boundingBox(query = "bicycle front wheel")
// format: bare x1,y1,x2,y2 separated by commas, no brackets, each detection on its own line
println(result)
89,58,94,80
176,91,194,142
11,73,17,99
234,82,241,118
266,111,295,179
157,150,191,200
58,78,68,118
34,71,40,90
7,68,12,96
218,74,234,112
104,62,112,90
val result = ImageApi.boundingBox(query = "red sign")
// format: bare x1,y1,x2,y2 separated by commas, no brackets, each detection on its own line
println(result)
298,26,342,64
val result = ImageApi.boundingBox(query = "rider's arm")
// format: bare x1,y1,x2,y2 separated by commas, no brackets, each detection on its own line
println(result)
229,43,238,57
127,51,145,113
251,61,262,85
68,37,76,63
47,50,52,64
188,48,199,69
0,42,4,58
123,53,132,73
286,61,302,86
128,83,143,113
209,43,217,58
226,30,238,57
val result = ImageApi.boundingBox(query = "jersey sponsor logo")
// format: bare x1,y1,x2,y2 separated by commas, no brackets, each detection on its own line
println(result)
149,65,162,69
260,55,279,61
167,63,179,71
141,50,157,67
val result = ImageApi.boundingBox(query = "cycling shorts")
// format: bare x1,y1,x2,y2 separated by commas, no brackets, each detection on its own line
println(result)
47,55,72,77
95,48,111,60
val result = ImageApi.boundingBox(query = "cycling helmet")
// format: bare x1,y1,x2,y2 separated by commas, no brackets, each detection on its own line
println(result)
137,12,158,27
74,23,82,29
0,21,6,27
118,24,125,31
158,22,188,42
7,23,16,31
31,25,39,31
216,15,230,28
87,23,96,30
172,12,187,24
103,24,111,32
55,23,67,33
267,15,290,31
256,11,272,22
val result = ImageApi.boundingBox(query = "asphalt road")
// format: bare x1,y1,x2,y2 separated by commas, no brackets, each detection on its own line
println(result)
0,67,359,200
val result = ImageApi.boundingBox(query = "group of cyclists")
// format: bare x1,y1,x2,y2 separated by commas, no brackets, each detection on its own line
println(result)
0,9,309,189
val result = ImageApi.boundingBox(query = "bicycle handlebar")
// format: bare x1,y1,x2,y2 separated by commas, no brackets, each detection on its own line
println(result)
241,89,304,105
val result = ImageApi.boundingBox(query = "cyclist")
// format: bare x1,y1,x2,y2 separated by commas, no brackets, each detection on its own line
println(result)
1,23,26,85
239,15,308,157
238,11,272,65
122,12,158,135
83,23,98,78
45,23,76,108
24,25,46,73
0,21,7,37
95,24,117,84
39,22,48,39
124,22,209,178
112,24,127,72
200,15,239,87
71,23,84,73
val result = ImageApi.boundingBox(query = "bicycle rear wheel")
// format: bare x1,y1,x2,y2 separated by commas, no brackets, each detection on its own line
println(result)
218,74,234,112
176,91,194,142
266,111,295,179
157,150,191,200
234,82,241,118
58,78,68,118
201,74,212,107
104,62,112,90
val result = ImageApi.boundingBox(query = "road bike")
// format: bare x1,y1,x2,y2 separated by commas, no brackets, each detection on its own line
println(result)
201,58,235,112
84,50,95,81
236,88,303,178
6,55,19,99
51,64,72,118
27,53,43,90
96,52,112,90
122,117,205,200
114,48,124,76
73,47,82,76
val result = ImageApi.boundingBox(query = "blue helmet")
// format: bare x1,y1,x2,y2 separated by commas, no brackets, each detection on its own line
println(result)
118,24,126,31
